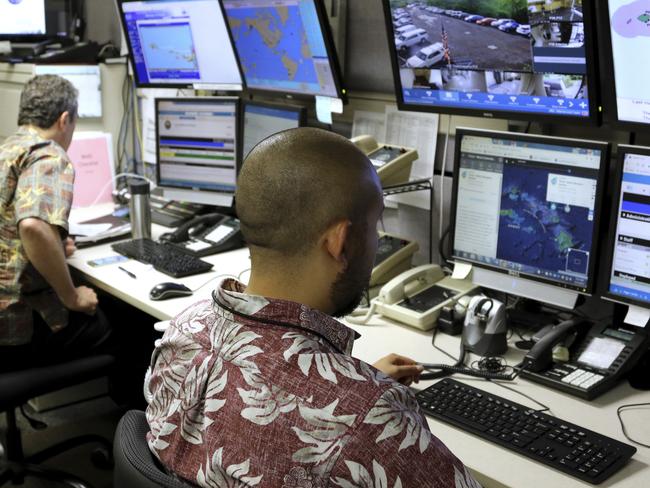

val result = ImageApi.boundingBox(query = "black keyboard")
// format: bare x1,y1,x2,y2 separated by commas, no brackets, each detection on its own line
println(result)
416,378,636,484
112,239,213,278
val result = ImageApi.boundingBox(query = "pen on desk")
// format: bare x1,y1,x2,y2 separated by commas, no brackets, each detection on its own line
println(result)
118,266,137,279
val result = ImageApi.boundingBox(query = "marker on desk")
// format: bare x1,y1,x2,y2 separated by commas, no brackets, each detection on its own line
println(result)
118,266,137,279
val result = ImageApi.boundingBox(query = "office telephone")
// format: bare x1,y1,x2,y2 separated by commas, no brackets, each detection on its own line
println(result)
350,135,418,186
369,232,419,289
372,264,478,330
519,319,650,400
160,213,244,257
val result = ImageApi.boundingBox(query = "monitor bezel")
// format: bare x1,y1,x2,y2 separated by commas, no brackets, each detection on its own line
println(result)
222,0,347,101
380,1,601,125
154,96,242,199
602,144,650,308
116,0,245,90
449,127,610,296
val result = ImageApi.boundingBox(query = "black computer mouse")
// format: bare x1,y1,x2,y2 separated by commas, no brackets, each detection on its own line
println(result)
149,282,193,301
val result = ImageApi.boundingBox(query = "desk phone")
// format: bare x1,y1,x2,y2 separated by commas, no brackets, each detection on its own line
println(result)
370,233,419,288
161,213,244,257
351,135,418,186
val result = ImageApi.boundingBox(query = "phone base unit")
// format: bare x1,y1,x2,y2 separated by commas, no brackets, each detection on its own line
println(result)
164,214,244,257
350,135,418,186
520,322,650,400
370,233,419,288
376,264,478,331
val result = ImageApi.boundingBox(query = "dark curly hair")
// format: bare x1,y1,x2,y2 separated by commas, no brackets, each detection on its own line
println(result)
17,75,78,129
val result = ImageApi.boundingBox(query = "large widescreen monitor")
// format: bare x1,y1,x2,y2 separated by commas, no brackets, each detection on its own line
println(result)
382,1,598,123
117,0,243,90
0,0,74,40
450,128,608,309
243,101,305,159
222,0,344,98
604,146,650,306
156,97,241,207
606,1,650,127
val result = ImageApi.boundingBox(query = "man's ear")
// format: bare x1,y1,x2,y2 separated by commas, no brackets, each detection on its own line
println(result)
323,220,351,267
57,111,71,130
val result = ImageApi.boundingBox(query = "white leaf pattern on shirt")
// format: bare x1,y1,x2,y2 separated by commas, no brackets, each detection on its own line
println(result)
196,447,262,487
238,383,299,425
453,465,482,488
363,387,432,453
332,459,403,488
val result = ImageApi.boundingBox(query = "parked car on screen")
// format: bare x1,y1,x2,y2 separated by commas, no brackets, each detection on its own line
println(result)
450,11,468,19
499,21,520,33
491,18,515,27
406,42,445,68
477,17,496,26
395,24,418,36
464,15,484,23
395,28,429,51
516,24,531,36
394,17,412,28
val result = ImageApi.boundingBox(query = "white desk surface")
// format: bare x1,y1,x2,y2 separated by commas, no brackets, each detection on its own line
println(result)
68,206,650,488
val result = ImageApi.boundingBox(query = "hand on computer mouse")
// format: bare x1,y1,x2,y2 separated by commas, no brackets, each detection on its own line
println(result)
149,282,193,301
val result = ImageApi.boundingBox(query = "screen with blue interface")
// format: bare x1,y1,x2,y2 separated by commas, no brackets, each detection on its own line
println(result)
608,150,650,305
223,0,340,97
0,0,46,35
120,0,242,88
453,132,603,292
385,1,594,120
157,99,239,194
243,103,301,158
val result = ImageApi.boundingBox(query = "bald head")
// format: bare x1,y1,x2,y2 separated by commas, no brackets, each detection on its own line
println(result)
236,128,382,256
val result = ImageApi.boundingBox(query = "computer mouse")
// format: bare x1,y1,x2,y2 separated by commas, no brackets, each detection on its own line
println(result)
149,282,193,301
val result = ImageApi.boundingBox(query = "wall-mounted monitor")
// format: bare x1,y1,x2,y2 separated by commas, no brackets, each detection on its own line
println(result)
222,0,345,99
606,0,650,128
382,1,599,123
0,0,76,41
449,128,609,309
117,0,243,90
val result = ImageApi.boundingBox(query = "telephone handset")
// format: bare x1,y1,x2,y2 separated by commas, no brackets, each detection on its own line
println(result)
161,213,244,257
519,320,649,400
350,135,418,186
372,264,478,331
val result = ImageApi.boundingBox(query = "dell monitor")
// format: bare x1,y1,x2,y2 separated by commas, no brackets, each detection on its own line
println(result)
243,101,305,159
222,0,345,99
606,1,650,127
449,128,608,309
382,1,599,123
117,0,243,90
156,97,241,208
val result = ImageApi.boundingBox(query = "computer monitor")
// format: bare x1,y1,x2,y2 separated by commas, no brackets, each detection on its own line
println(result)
222,0,344,99
117,0,243,90
34,65,102,118
243,101,305,159
449,128,608,309
606,1,650,127
155,97,241,207
0,0,74,40
604,145,650,308
382,1,599,123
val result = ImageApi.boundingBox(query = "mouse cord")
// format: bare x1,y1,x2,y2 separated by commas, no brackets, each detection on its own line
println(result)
192,273,238,293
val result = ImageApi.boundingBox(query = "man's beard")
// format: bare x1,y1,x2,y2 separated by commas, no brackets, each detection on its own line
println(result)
329,251,371,318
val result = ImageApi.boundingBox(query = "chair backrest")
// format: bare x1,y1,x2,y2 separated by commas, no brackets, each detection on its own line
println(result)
113,410,195,488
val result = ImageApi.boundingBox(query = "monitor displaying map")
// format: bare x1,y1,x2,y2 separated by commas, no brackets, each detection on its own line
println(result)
451,129,608,304
223,0,343,98
118,0,242,89
608,0,650,126
383,1,599,123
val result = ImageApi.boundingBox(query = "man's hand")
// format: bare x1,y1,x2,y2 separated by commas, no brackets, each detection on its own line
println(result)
373,353,424,386
64,237,76,258
63,286,98,315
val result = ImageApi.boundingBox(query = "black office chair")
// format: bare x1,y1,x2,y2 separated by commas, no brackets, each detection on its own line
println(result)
0,355,115,488
113,410,194,488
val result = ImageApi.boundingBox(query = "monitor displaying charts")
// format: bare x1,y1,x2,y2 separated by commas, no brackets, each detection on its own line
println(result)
0,0,46,36
222,0,344,98
118,0,242,89
605,146,650,306
450,128,608,308
382,1,598,122
607,0,650,126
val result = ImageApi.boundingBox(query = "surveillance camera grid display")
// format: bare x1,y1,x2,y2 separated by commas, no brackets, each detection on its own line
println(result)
389,1,590,118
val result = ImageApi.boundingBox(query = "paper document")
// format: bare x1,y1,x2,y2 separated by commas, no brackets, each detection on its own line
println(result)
625,305,650,327
315,96,343,125
452,262,472,280
140,89,177,164
66,132,115,208
352,110,386,141
69,223,112,237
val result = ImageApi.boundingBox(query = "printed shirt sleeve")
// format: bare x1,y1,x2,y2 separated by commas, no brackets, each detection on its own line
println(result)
330,385,482,488
15,151,74,233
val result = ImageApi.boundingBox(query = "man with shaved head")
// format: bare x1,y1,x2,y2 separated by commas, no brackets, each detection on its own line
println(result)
145,128,479,488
